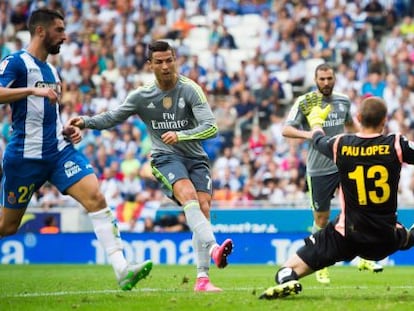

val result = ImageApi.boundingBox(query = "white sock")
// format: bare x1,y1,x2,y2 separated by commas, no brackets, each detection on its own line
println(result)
183,201,216,250
192,233,210,278
89,207,127,279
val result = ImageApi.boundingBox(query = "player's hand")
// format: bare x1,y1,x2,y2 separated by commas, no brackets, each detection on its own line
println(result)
62,125,82,144
67,116,86,129
161,131,178,144
299,92,323,116
31,87,59,104
306,105,331,129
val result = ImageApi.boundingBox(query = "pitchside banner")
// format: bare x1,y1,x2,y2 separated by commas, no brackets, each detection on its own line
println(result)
1,232,414,266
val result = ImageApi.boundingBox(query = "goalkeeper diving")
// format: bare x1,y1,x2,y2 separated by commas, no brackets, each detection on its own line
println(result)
261,95,414,300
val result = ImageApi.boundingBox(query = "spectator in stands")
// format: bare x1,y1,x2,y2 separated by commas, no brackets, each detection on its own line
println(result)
208,20,221,48
39,215,60,234
253,71,285,128
383,73,403,114
248,124,267,158
207,43,227,73
361,71,386,97
100,163,124,212
0,35,11,60
234,89,256,138
171,10,195,39
364,0,386,38
10,2,29,32
0,5,15,40
213,96,238,148
218,26,237,49
157,212,190,232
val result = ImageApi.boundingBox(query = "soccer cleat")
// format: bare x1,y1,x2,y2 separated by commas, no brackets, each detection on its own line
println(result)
211,239,233,268
194,277,223,292
118,260,153,291
315,267,330,284
259,280,302,300
357,259,383,273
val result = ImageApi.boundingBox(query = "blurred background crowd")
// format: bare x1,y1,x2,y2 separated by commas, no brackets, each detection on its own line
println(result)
1,0,414,231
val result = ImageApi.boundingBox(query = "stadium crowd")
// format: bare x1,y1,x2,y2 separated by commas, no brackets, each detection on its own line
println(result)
1,0,414,231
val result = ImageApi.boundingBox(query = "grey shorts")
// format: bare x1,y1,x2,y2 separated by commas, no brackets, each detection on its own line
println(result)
150,153,212,205
307,172,340,212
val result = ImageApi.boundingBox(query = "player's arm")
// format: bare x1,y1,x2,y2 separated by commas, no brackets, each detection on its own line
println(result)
165,84,218,144
176,100,218,141
282,124,313,140
312,130,335,159
282,93,325,140
0,56,58,104
68,91,139,130
282,96,309,139
400,135,414,165
0,86,58,104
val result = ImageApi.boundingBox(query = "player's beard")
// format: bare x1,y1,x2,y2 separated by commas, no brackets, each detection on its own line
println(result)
44,34,61,55
317,84,333,97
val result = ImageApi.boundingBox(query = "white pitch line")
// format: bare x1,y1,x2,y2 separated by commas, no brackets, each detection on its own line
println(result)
4,285,414,298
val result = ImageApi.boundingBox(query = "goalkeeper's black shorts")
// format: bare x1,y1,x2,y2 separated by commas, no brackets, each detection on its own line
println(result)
296,221,411,271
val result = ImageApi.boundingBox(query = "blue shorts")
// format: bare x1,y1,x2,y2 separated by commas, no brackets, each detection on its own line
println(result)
150,153,212,205
1,145,94,209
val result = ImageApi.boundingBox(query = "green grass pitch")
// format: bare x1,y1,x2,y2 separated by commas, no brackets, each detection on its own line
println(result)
1,264,414,311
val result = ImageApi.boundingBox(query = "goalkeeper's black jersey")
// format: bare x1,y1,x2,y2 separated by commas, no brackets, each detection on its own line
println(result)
313,131,414,244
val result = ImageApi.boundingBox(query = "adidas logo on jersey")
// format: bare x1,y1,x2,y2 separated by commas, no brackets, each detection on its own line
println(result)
147,102,155,108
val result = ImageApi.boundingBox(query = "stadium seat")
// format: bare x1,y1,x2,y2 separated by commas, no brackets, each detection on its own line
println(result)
184,26,210,54
280,82,294,106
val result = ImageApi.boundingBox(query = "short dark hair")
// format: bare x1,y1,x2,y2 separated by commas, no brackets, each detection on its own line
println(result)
315,63,335,78
359,96,387,127
28,9,64,35
147,40,175,60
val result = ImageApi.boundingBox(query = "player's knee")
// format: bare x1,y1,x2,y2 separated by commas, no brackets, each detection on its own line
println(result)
275,267,298,284
84,191,107,212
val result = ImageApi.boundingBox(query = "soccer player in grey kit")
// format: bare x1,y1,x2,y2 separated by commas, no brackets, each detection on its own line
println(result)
68,40,233,292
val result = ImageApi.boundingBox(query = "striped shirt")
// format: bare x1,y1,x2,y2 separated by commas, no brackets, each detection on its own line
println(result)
0,50,69,159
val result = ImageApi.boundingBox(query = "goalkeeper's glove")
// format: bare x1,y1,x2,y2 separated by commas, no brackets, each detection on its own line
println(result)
299,92,323,116
306,104,331,128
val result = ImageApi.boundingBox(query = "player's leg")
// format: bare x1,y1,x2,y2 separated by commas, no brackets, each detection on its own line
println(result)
0,158,45,237
152,155,233,270
189,160,233,270
307,173,339,284
65,174,152,290
172,179,219,256
260,222,350,300
53,147,152,290
193,191,222,292
0,208,27,237
259,254,307,299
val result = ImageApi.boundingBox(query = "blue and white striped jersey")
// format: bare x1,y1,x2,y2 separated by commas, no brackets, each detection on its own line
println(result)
0,50,69,159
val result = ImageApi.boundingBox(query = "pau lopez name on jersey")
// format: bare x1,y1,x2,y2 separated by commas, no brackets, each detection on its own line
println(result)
341,145,390,157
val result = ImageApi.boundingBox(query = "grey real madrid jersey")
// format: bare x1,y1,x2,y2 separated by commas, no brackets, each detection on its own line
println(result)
83,75,218,158
285,91,353,177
